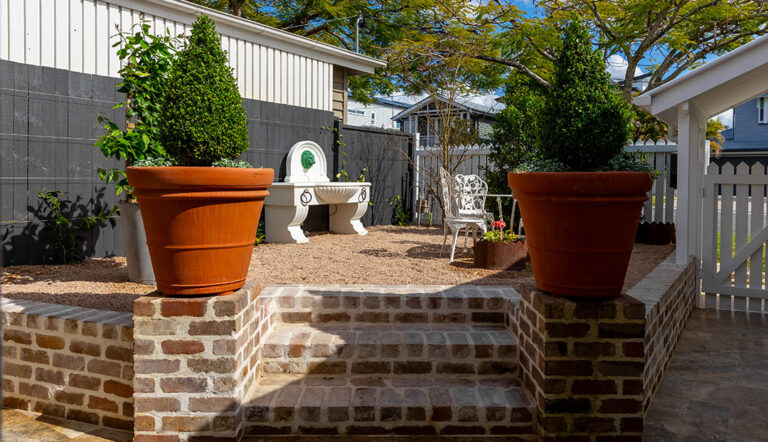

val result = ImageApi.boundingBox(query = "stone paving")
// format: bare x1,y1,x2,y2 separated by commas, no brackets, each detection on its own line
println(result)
1,408,132,441
644,309,768,441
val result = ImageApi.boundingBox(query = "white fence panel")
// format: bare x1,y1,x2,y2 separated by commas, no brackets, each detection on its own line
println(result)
412,143,492,222
626,141,678,224
702,161,768,309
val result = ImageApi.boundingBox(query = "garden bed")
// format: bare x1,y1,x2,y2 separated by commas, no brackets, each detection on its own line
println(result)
1,225,674,312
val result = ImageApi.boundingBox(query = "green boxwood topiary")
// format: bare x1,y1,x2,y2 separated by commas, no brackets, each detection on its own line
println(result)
538,22,633,172
159,15,248,166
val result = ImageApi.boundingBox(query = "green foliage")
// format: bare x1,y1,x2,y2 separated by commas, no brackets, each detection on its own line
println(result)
387,195,410,226
212,158,252,168
37,190,118,264
133,156,177,167
481,229,520,244
537,22,633,172
160,15,248,166
255,218,265,245
95,20,177,199
485,75,546,214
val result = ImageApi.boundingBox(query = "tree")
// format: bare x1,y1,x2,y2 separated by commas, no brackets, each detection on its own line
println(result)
706,118,726,156
545,1,768,99
485,75,545,193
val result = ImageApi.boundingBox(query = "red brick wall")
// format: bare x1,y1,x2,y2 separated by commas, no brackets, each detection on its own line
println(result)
514,285,646,440
632,257,697,412
1,299,134,430
132,281,275,441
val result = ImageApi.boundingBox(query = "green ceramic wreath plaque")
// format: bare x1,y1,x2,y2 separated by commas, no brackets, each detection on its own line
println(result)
301,150,316,169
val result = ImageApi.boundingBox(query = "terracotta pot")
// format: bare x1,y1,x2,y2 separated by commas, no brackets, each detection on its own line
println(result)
474,239,527,270
127,166,273,295
507,171,652,297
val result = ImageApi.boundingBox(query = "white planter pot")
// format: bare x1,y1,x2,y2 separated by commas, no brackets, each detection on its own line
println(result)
119,201,155,285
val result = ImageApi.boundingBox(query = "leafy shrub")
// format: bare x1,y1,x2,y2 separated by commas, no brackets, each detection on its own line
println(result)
95,20,177,197
37,190,118,264
485,74,546,218
160,15,248,166
537,22,634,172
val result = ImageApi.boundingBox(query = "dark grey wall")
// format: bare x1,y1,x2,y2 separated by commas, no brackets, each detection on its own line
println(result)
336,123,413,226
1,60,414,265
1,60,125,265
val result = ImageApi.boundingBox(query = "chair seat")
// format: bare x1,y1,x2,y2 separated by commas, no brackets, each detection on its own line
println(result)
444,217,487,224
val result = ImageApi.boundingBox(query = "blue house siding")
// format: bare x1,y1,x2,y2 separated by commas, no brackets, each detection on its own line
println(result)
723,97,768,153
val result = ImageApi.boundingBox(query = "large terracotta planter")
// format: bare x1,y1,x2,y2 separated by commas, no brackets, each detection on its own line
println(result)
507,171,652,297
474,239,527,270
127,167,273,295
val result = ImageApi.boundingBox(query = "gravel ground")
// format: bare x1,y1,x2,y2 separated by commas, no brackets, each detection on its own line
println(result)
2,225,674,312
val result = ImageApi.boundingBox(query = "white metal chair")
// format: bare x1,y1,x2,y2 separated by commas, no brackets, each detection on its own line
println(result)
438,168,490,262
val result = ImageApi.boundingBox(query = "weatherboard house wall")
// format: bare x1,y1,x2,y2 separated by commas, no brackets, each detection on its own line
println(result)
0,0,384,114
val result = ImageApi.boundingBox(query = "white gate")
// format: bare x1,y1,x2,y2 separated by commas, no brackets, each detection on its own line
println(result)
702,162,768,305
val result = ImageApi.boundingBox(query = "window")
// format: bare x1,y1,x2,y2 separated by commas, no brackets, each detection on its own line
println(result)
759,97,767,124
371,113,376,124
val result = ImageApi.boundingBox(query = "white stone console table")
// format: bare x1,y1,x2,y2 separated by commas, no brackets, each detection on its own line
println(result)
264,141,371,244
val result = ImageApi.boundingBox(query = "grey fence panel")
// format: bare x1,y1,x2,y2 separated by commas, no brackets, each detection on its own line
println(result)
1,60,414,265
1,60,125,266
338,124,412,226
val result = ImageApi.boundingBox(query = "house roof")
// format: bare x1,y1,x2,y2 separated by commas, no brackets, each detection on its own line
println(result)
392,94,505,120
721,140,768,152
635,34,768,131
348,93,413,109
138,0,386,74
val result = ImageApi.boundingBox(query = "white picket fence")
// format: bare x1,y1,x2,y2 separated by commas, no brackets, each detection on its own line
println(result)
626,141,678,224
702,161,768,311
411,143,492,222
411,140,679,225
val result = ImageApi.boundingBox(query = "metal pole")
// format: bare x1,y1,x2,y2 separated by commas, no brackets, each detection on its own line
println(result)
355,15,363,53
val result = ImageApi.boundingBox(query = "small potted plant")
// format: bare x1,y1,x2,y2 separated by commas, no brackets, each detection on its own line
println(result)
507,22,653,297
126,15,273,296
474,220,527,270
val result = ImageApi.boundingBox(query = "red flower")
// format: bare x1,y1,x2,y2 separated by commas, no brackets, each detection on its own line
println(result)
493,220,506,230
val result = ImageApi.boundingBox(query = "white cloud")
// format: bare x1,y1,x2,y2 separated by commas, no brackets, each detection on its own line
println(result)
712,109,733,128
605,54,643,82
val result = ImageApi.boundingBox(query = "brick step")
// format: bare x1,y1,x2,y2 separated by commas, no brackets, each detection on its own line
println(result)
243,373,536,437
261,324,518,376
266,286,514,326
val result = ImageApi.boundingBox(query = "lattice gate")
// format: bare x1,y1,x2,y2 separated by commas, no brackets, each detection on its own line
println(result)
702,162,768,310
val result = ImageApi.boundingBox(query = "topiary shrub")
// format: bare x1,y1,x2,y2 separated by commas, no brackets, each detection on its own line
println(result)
159,15,248,166
538,22,633,172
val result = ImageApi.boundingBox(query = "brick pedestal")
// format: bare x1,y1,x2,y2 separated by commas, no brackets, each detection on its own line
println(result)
515,284,646,441
132,282,273,441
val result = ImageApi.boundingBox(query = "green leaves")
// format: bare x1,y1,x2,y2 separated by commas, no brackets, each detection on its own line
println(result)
537,22,633,172
37,190,119,264
159,15,249,166
94,18,177,198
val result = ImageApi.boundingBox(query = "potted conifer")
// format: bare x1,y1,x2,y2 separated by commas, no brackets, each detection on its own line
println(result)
507,22,653,297
126,15,273,296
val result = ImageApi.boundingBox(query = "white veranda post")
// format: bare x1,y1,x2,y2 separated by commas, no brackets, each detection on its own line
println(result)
675,101,708,267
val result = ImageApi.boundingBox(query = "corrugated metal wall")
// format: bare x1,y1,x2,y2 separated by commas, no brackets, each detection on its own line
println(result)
0,0,334,112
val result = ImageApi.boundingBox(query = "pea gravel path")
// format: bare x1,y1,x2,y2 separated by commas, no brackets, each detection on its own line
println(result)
1,225,674,313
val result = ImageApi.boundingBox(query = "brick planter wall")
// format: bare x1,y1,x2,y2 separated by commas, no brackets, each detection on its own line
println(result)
515,285,646,440
627,256,697,412
132,281,275,441
1,298,134,430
